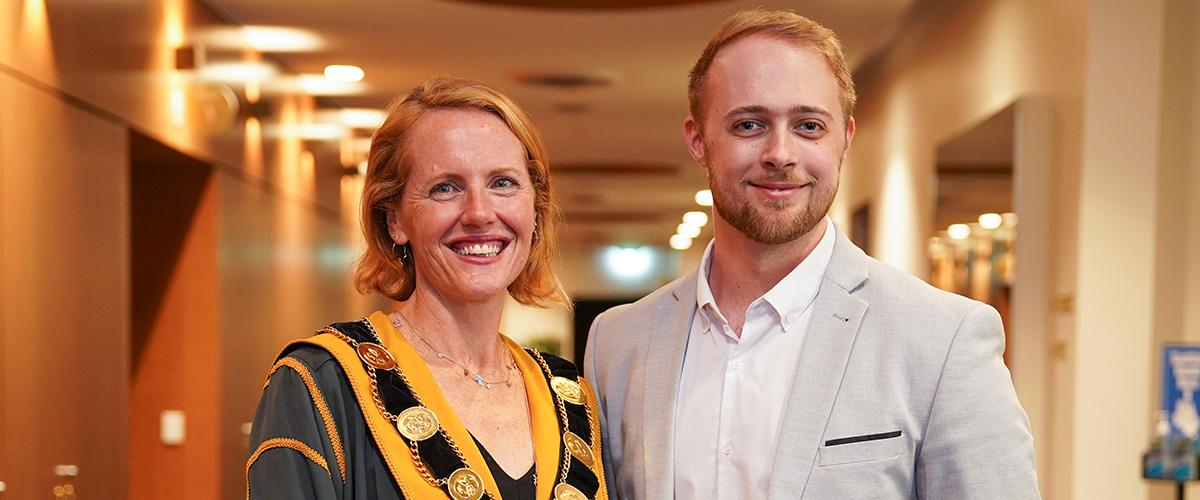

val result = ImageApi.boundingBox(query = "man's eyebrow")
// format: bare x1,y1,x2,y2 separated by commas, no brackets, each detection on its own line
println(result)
791,105,833,118
723,105,834,119
724,105,769,119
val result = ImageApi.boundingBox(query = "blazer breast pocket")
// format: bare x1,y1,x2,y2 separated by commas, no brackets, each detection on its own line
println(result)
818,430,904,466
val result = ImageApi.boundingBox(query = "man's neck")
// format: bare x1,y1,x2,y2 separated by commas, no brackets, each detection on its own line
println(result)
707,219,828,335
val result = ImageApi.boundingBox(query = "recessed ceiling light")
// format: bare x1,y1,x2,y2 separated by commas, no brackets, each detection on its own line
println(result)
297,74,364,95
695,189,713,206
677,223,701,239
669,234,692,251
682,211,709,227
266,123,346,141
196,61,277,83
947,224,971,240
241,26,323,52
978,213,1002,230
341,108,385,128
325,65,364,83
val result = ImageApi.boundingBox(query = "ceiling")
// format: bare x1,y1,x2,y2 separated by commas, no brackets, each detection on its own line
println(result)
201,0,916,250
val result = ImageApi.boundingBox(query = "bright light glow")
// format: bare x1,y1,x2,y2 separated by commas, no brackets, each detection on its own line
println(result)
242,26,324,52
341,108,385,128
357,160,369,176
170,89,186,128
297,74,364,95
682,211,709,227
197,61,277,83
268,123,346,141
948,224,971,240
670,234,693,250
325,64,364,83
245,81,260,103
978,213,1003,230
603,246,654,280
695,189,713,206
677,223,701,239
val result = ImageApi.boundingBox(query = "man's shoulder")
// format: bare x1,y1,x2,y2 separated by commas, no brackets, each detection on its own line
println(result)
856,253,984,321
592,270,696,331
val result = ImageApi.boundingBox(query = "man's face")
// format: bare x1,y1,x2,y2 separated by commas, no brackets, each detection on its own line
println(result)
685,35,855,245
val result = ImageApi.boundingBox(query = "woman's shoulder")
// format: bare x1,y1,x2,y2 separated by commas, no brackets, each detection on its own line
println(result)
267,317,377,381
524,350,585,380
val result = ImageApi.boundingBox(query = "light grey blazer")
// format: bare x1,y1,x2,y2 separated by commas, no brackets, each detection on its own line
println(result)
584,227,1039,499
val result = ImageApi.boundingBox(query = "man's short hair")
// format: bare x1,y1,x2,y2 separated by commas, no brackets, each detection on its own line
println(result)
687,9,857,124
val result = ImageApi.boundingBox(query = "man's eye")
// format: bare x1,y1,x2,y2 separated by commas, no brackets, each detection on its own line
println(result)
733,121,763,133
798,121,826,135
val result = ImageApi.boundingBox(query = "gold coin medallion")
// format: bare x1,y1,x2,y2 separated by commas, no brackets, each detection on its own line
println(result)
356,342,396,371
554,482,588,500
447,468,485,500
551,376,586,405
396,406,439,441
563,431,595,468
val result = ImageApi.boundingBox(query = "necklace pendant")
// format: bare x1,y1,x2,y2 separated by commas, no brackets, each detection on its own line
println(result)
474,374,484,385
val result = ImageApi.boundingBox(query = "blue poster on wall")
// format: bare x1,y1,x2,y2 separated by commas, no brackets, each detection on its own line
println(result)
1164,345,1200,438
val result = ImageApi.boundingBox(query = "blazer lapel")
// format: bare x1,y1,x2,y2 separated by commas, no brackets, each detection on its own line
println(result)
767,228,870,499
641,270,698,500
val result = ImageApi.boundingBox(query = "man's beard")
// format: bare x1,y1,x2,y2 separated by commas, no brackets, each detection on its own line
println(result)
710,167,838,245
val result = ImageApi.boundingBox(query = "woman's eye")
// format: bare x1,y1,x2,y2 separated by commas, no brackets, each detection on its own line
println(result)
429,182,459,199
491,177,517,189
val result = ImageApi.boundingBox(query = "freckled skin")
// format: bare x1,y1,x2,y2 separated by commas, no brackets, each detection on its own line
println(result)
388,108,536,305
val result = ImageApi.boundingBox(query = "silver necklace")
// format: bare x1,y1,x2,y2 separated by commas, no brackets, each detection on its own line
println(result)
391,313,516,389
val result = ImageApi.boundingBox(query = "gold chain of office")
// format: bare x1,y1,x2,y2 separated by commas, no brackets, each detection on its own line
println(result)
317,320,597,500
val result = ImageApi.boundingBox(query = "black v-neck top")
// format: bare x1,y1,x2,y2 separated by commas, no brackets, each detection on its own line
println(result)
472,435,536,499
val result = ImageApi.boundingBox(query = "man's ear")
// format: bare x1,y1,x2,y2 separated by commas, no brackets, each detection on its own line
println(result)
385,208,409,246
684,115,707,169
843,116,857,156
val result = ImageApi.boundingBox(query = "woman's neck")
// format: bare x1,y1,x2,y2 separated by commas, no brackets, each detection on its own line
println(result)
396,288,507,371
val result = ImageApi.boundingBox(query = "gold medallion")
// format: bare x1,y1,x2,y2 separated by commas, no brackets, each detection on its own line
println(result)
551,376,586,405
554,482,588,500
447,468,485,500
396,406,439,441
563,431,595,468
356,342,396,371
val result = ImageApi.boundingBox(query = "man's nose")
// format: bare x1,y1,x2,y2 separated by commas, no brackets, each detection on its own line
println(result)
760,128,798,170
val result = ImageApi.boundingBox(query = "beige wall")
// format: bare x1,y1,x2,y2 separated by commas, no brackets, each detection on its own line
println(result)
1,0,385,497
1,71,131,497
837,0,1086,497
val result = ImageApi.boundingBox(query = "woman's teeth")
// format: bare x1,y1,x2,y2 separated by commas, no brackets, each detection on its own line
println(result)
454,242,502,257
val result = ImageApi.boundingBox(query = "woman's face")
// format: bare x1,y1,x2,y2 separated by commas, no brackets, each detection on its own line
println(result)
388,108,536,304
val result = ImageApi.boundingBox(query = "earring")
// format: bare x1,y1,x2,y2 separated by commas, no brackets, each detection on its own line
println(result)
392,242,409,263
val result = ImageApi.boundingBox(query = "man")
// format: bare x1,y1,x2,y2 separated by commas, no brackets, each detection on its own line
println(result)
584,9,1038,499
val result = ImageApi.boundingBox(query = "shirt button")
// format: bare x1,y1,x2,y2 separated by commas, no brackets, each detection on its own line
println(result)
722,444,734,455
729,360,743,371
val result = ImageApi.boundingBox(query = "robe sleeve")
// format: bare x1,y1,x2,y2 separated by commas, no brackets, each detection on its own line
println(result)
246,354,345,500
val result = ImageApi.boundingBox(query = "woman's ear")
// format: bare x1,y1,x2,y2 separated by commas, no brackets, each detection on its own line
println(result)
386,208,409,246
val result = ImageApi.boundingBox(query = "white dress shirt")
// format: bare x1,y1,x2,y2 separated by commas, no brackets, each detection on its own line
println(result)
673,219,836,499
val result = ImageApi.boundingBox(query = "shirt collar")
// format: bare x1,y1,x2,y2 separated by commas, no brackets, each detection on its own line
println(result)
695,218,837,334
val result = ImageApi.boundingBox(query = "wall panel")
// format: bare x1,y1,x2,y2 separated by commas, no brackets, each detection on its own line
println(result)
0,72,130,499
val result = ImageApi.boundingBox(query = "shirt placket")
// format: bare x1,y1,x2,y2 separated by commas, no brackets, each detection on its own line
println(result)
715,321,740,499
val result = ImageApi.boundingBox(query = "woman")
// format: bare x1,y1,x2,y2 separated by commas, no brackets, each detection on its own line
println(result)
246,77,607,500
